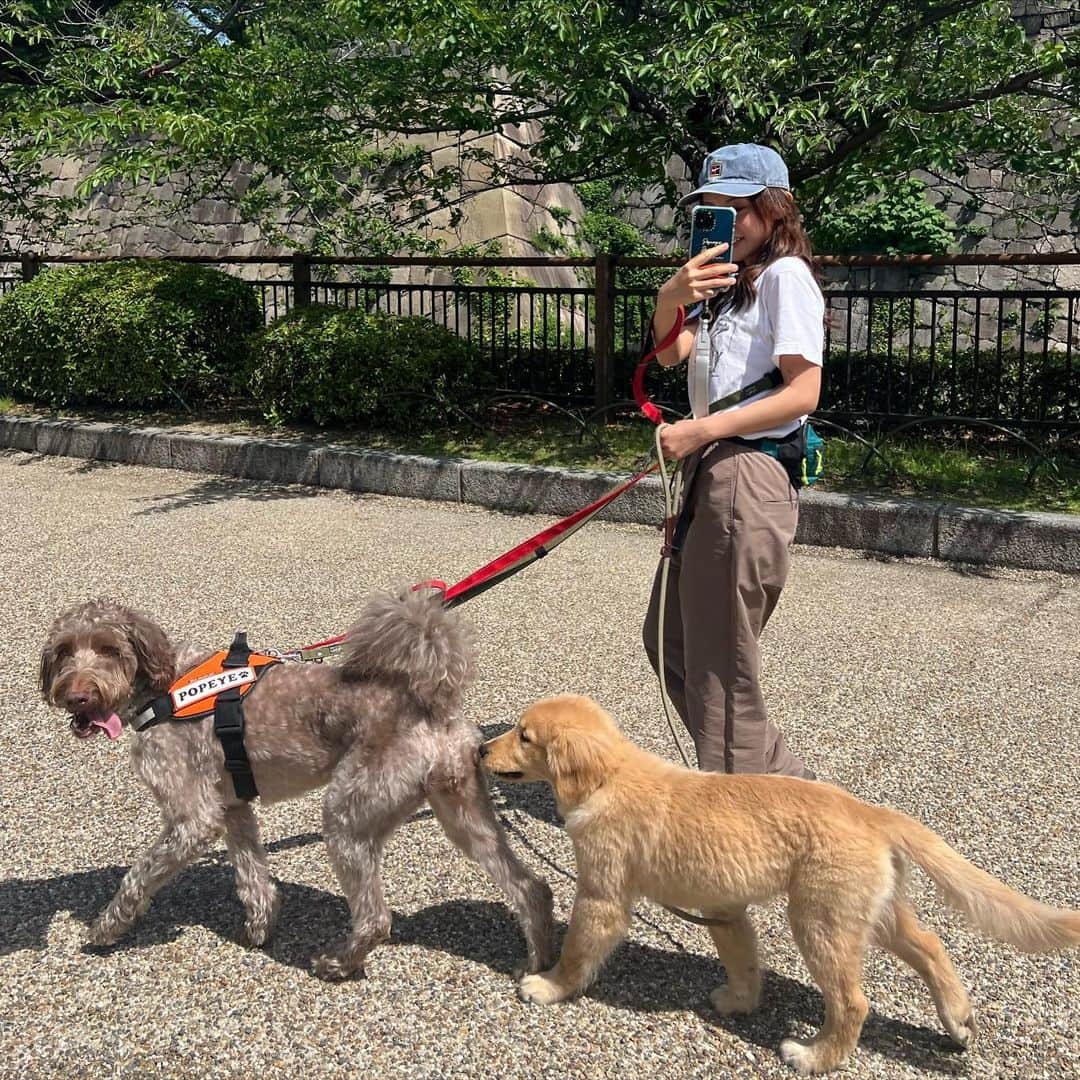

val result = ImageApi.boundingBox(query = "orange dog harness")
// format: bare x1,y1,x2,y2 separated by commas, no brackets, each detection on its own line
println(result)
132,633,281,800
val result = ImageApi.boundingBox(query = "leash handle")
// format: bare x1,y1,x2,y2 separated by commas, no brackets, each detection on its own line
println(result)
411,579,448,595
632,306,686,425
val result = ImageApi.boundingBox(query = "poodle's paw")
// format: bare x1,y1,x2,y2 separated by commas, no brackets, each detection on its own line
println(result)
85,915,126,948
311,949,366,981
517,972,570,1005
710,983,761,1016
243,916,274,949
242,890,280,948
513,947,555,980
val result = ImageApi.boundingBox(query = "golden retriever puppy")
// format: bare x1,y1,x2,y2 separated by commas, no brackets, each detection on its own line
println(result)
480,694,1080,1076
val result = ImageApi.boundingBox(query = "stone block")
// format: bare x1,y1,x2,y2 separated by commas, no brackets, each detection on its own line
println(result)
165,432,251,476
32,419,102,458
1044,11,1074,29
1053,265,1080,289
0,414,39,452
111,425,173,467
796,490,939,558
319,447,461,502
459,460,663,526
229,439,323,485
938,505,1080,572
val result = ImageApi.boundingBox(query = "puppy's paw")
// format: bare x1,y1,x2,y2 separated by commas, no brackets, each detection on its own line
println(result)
945,1008,977,1049
311,951,365,982
517,973,569,1006
710,984,761,1016
779,1038,844,1076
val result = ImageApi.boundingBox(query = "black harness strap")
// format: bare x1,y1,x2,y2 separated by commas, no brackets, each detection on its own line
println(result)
216,632,259,801
706,369,783,414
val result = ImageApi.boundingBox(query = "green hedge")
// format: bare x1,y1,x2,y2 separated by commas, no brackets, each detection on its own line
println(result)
248,304,485,429
0,260,262,408
821,348,1077,422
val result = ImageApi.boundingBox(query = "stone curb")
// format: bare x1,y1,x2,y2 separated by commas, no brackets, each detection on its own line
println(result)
2,414,1077,573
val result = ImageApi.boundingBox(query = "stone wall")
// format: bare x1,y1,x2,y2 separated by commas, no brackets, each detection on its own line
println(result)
0,123,585,291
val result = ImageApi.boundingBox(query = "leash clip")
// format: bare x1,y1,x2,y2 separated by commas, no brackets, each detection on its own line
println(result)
660,514,680,559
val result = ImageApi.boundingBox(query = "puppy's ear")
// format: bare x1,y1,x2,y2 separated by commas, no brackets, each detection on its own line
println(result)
545,730,608,803
126,610,174,691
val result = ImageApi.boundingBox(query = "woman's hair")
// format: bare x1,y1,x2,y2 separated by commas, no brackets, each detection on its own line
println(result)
713,187,817,315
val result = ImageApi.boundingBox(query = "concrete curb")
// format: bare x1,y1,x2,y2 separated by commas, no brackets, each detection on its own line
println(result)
2,414,1077,573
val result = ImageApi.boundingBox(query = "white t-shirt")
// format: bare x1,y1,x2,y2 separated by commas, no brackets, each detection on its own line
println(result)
688,256,824,439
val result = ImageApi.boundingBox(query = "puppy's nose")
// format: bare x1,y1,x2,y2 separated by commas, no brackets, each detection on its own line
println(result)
478,742,490,759
66,692,91,709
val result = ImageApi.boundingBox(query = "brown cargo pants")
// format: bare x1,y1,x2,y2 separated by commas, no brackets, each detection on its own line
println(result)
643,439,812,777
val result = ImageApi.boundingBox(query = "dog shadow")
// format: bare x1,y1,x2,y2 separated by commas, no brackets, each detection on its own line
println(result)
393,899,969,1076
0,848,966,1076
0,832,324,960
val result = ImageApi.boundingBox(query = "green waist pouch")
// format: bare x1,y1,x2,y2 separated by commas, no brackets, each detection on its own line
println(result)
734,422,824,490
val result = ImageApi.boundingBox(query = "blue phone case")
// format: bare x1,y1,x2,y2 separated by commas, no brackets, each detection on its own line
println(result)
689,205,736,262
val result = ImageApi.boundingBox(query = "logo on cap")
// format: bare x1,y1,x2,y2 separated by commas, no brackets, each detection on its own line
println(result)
708,159,724,179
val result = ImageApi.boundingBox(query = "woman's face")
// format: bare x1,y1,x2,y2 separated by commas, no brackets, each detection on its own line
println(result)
702,193,769,263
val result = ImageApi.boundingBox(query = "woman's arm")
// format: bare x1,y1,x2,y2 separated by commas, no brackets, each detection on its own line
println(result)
657,354,821,460
652,246,739,366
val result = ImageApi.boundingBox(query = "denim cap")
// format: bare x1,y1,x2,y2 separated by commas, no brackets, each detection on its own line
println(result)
677,143,790,208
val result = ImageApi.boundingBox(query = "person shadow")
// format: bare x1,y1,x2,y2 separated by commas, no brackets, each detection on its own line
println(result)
1,835,966,1077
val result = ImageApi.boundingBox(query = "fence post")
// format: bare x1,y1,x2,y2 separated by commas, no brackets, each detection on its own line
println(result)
20,254,40,282
593,252,616,411
292,253,312,308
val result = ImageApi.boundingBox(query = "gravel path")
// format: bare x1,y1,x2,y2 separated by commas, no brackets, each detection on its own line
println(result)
1,450,1077,1080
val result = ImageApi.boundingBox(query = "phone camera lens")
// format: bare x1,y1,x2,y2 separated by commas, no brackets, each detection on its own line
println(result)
698,210,715,229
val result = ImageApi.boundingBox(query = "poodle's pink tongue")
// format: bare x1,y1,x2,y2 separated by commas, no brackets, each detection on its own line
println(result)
91,712,123,740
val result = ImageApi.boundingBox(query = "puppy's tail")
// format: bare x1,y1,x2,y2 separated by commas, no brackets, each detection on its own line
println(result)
339,585,475,719
880,808,1080,953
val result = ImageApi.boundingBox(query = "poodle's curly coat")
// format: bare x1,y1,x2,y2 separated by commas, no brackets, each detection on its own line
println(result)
39,588,554,979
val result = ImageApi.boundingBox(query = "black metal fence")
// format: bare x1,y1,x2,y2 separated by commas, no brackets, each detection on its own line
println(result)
2,252,1079,431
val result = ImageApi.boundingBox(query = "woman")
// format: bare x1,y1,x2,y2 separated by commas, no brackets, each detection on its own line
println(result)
643,143,823,779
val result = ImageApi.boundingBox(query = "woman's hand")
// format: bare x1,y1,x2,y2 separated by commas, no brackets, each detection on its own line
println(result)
657,245,738,308
658,418,712,460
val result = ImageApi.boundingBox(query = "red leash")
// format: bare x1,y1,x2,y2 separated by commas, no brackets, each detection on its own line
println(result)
631,306,686,425
290,305,688,659
432,465,660,608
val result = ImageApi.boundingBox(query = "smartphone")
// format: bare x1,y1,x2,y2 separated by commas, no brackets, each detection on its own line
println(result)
689,204,736,263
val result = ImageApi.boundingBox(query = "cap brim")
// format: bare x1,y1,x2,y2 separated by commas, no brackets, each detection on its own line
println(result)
677,180,768,208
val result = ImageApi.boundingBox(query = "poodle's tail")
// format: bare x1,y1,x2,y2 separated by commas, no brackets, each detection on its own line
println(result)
879,808,1080,953
339,585,475,719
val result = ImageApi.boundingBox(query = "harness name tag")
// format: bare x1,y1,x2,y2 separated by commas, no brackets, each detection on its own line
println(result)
171,666,257,710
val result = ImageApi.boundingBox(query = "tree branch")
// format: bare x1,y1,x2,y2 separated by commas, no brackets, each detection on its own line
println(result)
910,57,1076,113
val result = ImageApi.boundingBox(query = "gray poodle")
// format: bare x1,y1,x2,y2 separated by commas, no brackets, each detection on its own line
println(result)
39,588,554,979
